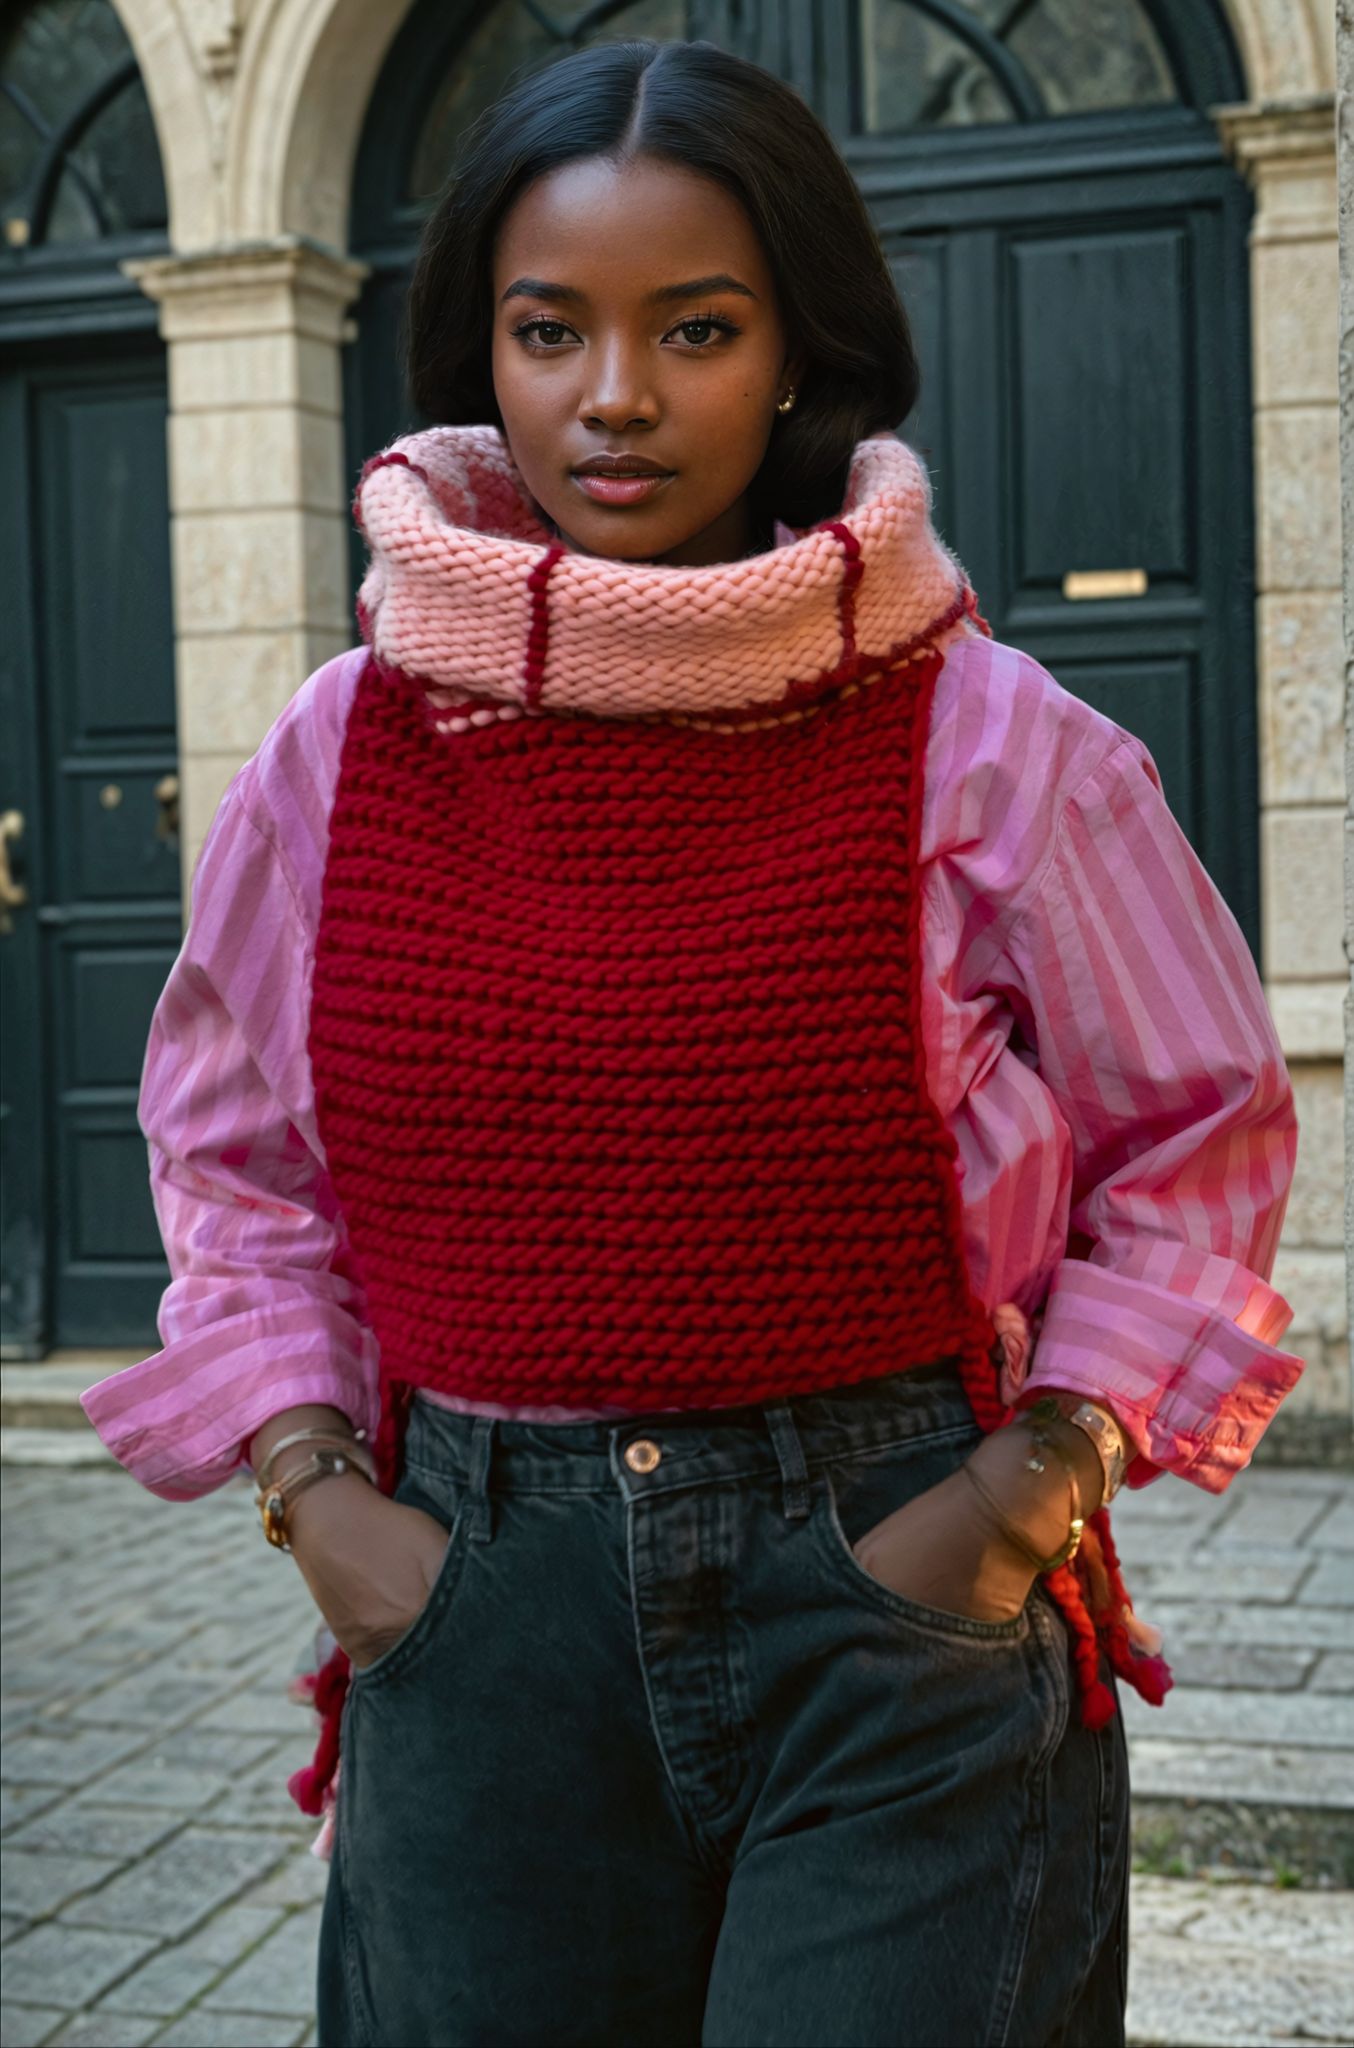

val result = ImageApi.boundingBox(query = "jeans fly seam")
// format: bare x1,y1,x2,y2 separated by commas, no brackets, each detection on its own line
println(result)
619,1478,727,1884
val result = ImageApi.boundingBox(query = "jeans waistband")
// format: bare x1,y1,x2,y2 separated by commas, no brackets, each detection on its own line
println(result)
401,1357,978,1523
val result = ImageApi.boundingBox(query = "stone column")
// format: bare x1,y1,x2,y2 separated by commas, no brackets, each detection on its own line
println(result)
1218,97,1347,1444
120,234,370,875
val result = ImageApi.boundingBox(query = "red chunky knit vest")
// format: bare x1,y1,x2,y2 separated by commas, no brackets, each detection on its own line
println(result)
308,646,993,1415
285,429,1168,1819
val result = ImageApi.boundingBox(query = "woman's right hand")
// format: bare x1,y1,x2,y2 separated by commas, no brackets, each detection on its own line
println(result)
285,1472,451,1670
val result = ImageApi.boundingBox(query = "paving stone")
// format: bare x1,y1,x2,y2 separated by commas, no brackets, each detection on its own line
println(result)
1163,1643,1316,1691
1106,1481,1235,1526
0,1851,121,1921
200,1755,314,1833
0,2009,66,2048
8,1808,182,1864
247,1853,329,1911
1310,1653,1354,1694
1128,1737,1354,1810
1310,1498,1354,1552
77,1764,234,1816
0,1729,152,1791
62,1829,294,1941
1125,1937,1354,2046
70,1677,240,1734
152,2014,309,2047
0,1924,159,2009
1300,1555,1354,1608
89,1949,221,2021
0,1916,25,1945
1207,1489,1337,1548
1146,1600,1354,1652
51,2019,160,2047
0,1787,63,1836
199,1907,321,2019
1122,1685,1353,1749
95,1905,285,2018
1129,1876,1354,1958
196,1689,314,1742
1124,1558,1310,1605
87,1734,282,1818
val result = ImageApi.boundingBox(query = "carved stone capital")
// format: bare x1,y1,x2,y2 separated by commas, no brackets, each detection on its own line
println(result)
120,235,370,343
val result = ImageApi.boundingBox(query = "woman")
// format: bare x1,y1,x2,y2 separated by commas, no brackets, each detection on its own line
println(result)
84,37,1303,2048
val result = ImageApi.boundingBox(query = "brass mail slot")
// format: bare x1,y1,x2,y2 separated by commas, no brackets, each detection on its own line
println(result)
1062,568,1148,601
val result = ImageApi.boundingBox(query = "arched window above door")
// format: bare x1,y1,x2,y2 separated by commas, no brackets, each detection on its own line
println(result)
857,0,1177,133
392,0,1241,211
1,0,167,253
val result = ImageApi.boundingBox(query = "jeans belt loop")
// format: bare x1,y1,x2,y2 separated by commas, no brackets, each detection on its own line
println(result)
764,1401,812,1521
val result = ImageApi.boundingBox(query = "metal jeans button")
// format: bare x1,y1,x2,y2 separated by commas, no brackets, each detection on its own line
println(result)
623,1438,662,1474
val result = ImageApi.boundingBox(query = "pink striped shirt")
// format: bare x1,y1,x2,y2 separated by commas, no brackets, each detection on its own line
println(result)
81,633,1304,1498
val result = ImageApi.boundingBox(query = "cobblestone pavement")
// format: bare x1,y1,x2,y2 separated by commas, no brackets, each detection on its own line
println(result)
2,1461,1351,2048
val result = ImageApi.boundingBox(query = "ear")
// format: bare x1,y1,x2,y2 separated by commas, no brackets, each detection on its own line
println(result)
783,347,810,394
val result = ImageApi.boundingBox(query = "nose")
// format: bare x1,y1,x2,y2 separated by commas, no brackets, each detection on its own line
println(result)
578,336,658,432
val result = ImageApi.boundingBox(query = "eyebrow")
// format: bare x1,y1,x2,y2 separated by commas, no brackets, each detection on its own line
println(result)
499,273,759,307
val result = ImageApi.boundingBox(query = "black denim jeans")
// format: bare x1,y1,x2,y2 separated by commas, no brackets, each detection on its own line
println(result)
317,1358,1129,2048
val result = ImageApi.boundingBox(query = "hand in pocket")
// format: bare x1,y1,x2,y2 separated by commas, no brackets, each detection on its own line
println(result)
286,1474,452,1669
850,1466,1037,1626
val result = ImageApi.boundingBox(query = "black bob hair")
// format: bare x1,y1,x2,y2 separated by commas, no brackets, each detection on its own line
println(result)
403,38,921,531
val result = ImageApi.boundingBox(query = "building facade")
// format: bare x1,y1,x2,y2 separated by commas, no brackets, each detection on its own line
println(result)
0,0,1344,1448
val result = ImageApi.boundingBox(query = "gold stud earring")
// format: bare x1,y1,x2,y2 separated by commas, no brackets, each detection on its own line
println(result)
775,388,797,414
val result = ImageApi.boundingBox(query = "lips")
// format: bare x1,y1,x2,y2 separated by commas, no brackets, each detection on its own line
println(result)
571,462,674,507
572,459,673,478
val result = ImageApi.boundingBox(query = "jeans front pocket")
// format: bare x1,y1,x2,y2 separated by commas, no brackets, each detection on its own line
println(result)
812,1428,1033,1645
346,1461,471,1693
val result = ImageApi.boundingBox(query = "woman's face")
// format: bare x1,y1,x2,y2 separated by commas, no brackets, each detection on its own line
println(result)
490,155,803,568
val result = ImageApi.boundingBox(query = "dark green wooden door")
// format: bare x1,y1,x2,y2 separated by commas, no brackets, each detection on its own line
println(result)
0,345,179,1354
872,136,1257,939
2,1,176,1354
346,0,1257,951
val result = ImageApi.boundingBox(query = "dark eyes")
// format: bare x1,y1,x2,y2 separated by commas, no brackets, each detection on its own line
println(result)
509,313,741,353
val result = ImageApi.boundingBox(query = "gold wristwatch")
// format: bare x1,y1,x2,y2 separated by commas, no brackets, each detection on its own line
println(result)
1034,1393,1128,1504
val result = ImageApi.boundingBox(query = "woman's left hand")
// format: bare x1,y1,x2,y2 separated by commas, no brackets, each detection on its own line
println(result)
849,1416,1105,1626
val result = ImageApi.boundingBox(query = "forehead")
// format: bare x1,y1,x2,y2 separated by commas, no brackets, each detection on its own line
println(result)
492,157,770,294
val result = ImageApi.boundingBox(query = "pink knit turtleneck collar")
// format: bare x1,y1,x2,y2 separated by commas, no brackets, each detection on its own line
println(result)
352,424,988,721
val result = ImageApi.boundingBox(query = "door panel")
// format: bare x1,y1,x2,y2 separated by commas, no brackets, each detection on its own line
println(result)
1009,225,1191,592
0,348,178,1354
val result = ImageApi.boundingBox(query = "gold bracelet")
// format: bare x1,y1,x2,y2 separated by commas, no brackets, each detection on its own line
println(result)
256,1441,375,1551
961,1412,1086,1574
255,1424,372,1494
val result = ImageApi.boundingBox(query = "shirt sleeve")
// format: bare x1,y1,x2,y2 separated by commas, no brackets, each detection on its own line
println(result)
1005,736,1304,1492
80,782,380,1501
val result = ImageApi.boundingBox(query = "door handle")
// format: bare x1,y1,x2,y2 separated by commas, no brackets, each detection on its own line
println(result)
0,809,28,935
155,773,180,842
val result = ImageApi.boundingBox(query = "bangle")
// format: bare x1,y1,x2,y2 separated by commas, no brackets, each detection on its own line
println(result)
251,1425,368,1490
256,1441,376,1551
961,1410,1086,1574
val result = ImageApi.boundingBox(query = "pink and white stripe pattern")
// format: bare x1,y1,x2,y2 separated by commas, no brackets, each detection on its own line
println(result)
82,633,1304,1498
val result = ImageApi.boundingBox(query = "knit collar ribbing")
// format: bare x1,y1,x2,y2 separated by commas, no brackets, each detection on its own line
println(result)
352,423,989,722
